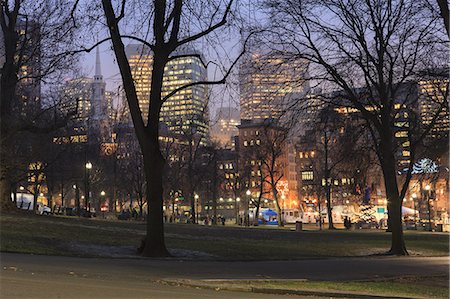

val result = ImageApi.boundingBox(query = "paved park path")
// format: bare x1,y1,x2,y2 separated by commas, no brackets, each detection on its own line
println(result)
1,253,449,298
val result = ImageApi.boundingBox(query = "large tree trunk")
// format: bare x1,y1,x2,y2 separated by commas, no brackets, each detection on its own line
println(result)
0,175,14,211
0,71,17,212
380,143,407,255
325,184,335,229
271,186,283,226
141,137,169,257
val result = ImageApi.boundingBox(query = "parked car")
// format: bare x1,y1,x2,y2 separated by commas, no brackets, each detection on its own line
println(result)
355,217,380,229
74,207,96,218
118,210,131,220
63,207,77,216
36,203,51,215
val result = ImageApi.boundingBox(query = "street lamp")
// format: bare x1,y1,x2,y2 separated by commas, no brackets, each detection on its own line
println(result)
236,197,241,225
194,194,199,224
411,193,417,230
100,191,106,218
246,189,251,226
73,184,80,216
425,185,432,231
281,194,286,226
85,162,92,213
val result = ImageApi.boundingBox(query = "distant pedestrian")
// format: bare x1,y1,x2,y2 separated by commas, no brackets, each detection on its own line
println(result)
344,216,351,229
221,216,226,225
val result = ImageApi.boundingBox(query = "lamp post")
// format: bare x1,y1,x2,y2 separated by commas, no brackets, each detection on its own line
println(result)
281,194,286,226
194,194,199,224
19,186,25,208
236,197,241,225
73,184,80,216
246,189,251,226
85,162,92,214
100,191,106,218
411,193,417,230
425,185,432,231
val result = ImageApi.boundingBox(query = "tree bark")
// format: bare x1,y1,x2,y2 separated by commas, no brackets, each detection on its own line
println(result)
271,185,283,226
380,142,407,255
141,135,169,256
325,184,335,229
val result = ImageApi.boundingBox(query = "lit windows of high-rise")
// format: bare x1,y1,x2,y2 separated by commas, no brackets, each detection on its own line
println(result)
125,45,209,141
239,52,308,121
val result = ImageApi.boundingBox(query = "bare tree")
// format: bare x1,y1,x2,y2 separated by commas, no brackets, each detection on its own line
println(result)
97,0,245,256
1,0,78,210
267,0,448,254
259,119,289,226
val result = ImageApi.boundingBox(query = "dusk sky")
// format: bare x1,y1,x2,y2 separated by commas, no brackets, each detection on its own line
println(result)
80,35,248,122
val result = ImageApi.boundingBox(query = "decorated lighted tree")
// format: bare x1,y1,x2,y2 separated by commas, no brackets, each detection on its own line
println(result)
358,186,376,226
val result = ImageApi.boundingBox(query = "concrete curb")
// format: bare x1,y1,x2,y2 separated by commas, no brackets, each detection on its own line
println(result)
159,279,428,299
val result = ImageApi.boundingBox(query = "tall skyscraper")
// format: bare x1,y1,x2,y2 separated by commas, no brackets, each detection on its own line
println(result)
61,77,93,126
125,45,209,140
418,72,449,140
211,106,240,147
239,52,308,121
125,44,153,122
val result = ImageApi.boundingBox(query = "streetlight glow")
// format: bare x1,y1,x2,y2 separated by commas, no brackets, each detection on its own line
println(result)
194,194,199,199
236,197,240,202
19,186,24,191
100,191,106,196
72,184,77,189
246,189,251,196
85,162,93,169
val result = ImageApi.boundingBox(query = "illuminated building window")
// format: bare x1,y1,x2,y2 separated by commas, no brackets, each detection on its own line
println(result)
395,131,408,138
301,171,313,181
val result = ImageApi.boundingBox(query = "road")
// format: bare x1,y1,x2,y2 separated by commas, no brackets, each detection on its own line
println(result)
1,253,449,298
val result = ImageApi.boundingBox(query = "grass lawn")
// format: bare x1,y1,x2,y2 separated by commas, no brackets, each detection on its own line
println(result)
1,211,448,259
172,276,449,299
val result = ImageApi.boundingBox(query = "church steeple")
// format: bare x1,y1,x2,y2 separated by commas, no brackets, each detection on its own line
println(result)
94,46,103,81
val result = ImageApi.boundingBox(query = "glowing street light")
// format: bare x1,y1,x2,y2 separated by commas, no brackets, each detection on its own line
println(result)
411,193,418,230
19,186,25,191
194,194,199,223
85,162,93,212
281,194,286,225
100,191,106,196
424,185,432,231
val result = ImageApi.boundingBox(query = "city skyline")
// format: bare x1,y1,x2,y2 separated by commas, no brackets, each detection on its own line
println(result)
1,3,448,296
